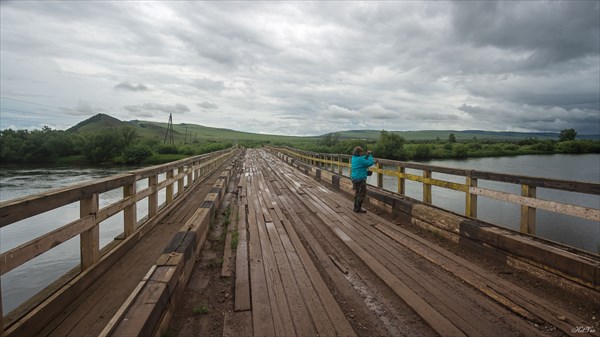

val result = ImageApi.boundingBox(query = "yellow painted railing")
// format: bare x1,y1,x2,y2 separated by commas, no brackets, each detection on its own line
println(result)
273,146,600,236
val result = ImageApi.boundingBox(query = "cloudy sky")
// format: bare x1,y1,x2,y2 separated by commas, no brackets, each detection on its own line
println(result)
1,1,599,136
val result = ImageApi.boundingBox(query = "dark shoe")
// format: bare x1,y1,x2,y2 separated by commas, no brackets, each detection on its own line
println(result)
354,208,367,213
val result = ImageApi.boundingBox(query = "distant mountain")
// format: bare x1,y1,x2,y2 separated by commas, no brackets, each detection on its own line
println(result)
65,114,312,143
67,113,129,132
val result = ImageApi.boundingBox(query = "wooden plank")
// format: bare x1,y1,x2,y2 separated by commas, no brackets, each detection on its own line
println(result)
96,197,134,223
259,190,317,337
329,220,467,336
376,223,596,337
250,161,294,337
235,203,251,311
0,216,94,276
110,281,169,337
270,152,468,337
275,199,344,337
258,158,354,337
98,265,157,337
472,186,600,221
298,171,520,335
276,150,584,335
472,171,600,194
3,159,235,337
0,174,135,227
246,172,276,337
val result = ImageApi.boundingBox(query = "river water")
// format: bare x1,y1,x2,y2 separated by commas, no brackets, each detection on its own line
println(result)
363,154,600,253
1,154,599,314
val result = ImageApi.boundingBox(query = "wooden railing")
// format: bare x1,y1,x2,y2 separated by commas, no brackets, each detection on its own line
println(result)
273,146,600,236
0,147,237,330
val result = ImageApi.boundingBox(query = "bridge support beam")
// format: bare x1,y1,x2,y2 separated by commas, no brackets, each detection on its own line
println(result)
423,170,432,204
80,193,99,270
124,182,137,237
520,185,537,235
466,176,478,218
397,166,405,195
149,175,158,218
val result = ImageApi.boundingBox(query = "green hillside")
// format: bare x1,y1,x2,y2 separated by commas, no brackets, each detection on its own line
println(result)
66,113,598,143
329,129,564,141
67,113,128,132
139,121,314,144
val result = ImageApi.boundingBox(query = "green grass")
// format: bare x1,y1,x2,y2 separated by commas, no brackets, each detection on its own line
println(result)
192,304,210,314
231,230,239,250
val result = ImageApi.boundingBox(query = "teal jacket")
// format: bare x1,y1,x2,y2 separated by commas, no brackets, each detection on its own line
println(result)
351,154,374,181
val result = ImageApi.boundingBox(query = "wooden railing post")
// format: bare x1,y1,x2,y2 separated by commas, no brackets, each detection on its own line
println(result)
338,156,342,175
423,170,432,204
187,164,193,188
178,166,185,197
520,185,537,234
149,175,158,218
80,193,99,270
397,166,405,195
376,162,383,188
123,181,136,237
166,169,174,204
348,157,352,177
466,176,478,218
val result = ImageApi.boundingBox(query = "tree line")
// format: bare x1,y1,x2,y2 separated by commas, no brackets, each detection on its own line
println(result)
282,128,600,161
1,126,597,165
0,126,233,165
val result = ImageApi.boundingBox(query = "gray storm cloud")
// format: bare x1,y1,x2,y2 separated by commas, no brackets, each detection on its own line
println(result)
1,1,598,134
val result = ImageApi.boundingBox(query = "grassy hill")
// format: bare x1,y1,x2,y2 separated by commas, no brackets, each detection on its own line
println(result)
66,113,598,143
329,129,568,141
67,113,128,132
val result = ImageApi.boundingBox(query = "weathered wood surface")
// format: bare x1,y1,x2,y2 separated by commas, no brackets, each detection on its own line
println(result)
276,146,600,225
240,151,355,337
4,159,235,337
253,148,599,337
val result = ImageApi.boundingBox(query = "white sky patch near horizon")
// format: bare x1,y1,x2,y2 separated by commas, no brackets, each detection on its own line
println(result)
0,1,598,136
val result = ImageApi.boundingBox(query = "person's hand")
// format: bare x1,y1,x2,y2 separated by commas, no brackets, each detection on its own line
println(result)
367,150,372,155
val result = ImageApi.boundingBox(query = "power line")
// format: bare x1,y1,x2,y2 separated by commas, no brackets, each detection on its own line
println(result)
0,96,92,116
0,107,83,119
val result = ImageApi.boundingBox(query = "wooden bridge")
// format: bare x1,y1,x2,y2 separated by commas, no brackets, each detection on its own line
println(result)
1,147,599,337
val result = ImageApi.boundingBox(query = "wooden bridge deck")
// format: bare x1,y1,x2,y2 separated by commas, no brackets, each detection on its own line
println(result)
3,148,598,337
33,161,233,337
217,149,597,337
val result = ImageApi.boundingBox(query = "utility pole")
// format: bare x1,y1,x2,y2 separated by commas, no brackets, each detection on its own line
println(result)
163,113,174,146
184,126,188,145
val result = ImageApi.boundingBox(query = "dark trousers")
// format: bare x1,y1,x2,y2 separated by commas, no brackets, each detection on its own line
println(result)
352,179,367,210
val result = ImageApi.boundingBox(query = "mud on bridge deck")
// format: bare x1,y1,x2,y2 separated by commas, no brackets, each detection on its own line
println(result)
184,148,598,337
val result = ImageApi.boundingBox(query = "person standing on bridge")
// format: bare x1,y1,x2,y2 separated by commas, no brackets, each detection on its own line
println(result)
351,146,375,213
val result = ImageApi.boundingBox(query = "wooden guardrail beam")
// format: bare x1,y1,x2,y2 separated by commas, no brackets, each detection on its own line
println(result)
273,146,600,236
0,147,238,336
271,146,600,296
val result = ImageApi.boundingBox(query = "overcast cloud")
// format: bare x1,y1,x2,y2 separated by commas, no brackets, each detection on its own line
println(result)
1,1,598,135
